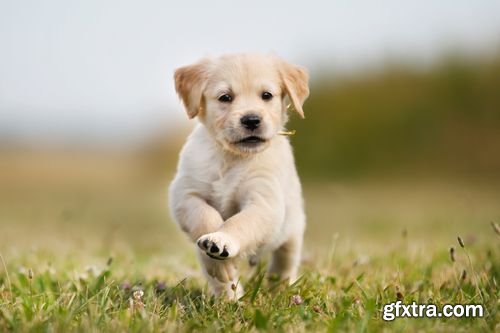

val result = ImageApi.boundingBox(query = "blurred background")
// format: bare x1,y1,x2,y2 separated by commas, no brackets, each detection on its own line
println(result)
1,0,499,261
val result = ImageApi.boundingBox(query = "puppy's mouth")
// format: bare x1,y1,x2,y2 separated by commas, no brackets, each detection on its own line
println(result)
234,136,266,146
236,135,266,144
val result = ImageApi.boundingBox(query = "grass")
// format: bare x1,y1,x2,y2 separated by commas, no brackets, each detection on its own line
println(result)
0,152,499,332
0,235,498,332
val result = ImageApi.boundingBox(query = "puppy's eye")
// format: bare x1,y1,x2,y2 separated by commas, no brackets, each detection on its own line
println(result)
218,94,233,103
261,91,273,101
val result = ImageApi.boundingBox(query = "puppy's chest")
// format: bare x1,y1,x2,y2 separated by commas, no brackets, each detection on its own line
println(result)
206,166,243,219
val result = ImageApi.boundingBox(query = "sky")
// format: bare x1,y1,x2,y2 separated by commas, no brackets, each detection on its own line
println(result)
1,0,500,146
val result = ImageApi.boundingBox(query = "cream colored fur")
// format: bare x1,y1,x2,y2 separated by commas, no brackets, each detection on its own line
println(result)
169,54,309,299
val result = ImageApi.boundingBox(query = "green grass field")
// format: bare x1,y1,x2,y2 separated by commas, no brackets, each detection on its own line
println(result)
0,152,499,332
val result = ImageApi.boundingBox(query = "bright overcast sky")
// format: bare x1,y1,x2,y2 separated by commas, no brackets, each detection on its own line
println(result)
1,0,500,145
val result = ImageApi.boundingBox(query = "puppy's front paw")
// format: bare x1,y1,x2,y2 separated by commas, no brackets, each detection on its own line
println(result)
197,232,239,260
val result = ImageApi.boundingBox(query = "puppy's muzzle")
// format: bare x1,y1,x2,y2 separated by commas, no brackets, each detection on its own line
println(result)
240,114,261,131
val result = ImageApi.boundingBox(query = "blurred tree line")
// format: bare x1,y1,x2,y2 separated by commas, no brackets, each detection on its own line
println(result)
289,53,500,180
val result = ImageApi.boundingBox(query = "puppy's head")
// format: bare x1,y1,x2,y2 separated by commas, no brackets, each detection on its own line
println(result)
174,54,309,155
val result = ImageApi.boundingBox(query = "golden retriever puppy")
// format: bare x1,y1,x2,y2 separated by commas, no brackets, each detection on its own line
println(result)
169,54,309,299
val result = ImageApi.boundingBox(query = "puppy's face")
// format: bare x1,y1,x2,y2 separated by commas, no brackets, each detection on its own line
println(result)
175,54,309,155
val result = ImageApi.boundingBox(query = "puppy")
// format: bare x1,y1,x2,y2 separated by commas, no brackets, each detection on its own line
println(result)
169,54,309,299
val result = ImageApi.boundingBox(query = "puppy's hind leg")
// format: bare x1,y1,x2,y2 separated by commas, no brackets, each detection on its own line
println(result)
197,251,244,300
268,232,303,284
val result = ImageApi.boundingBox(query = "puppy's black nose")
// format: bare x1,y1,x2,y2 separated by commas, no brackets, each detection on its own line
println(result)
240,114,261,130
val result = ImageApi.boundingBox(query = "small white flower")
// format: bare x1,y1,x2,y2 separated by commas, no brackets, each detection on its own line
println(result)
290,294,303,305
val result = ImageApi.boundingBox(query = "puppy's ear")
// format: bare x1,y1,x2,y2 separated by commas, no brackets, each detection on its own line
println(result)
174,60,210,119
279,61,310,118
